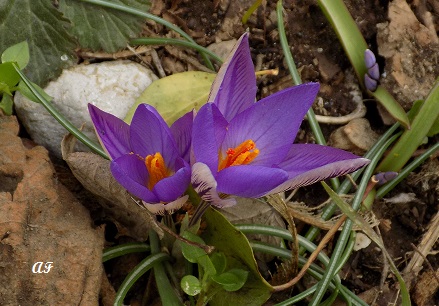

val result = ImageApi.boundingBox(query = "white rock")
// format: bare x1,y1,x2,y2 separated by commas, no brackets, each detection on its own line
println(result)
15,60,157,158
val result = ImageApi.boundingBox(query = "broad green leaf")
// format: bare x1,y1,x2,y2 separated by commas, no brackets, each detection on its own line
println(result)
1,41,29,69
201,208,272,306
17,80,53,103
378,80,439,172
0,0,76,86
210,252,227,275
126,71,216,124
0,82,12,96
408,100,439,137
181,275,202,296
58,0,150,52
317,0,410,128
0,94,13,115
180,230,216,276
322,182,411,305
0,62,20,88
211,269,249,292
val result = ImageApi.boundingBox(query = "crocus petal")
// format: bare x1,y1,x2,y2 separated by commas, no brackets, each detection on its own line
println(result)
142,195,189,215
216,165,288,198
221,83,320,166
208,33,257,121
170,110,194,162
153,160,191,202
130,104,179,168
192,103,228,173
88,104,130,159
110,154,159,203
266,144,370,194
191,162,236,208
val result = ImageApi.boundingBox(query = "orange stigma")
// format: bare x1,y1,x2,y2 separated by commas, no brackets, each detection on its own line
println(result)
218,139,259,171
145,152,170,189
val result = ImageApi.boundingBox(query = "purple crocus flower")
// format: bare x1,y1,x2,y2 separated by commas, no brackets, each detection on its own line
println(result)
191,33,370,207
88,103,192,214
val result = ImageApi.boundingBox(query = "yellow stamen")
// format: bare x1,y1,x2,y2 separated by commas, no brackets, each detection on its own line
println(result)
218,139,259,171
145,152,170,189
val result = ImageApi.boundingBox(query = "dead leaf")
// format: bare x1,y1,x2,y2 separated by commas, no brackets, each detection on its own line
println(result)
64,152,163,240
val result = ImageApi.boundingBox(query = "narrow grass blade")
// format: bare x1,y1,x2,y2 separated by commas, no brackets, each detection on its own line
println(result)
322,182,411,306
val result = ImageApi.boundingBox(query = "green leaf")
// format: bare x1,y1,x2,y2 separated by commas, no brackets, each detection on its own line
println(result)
0,62,20,88
1,41,29,69
211,269,249,292
317,0,410,128
58,0,150,52
201,208,273,306
0,0,76,86
126,71,216,124
210,252,227,275
181,275,202,296
0,94,13,115
408,100,439,137
0,82,12,96
17,80,53,103
322,182,411,305
180,230,216,276
378,80,439,172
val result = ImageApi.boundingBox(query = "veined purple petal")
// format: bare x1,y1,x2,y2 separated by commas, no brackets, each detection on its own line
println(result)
216,165,288,198
266,144,370,194
170,110,194,162
153,161,191,202
191,162,237,208
142,195,189,215
209,33,257,121
221,83,320,166
130,104,179,169
192,103,228,174
110,154,159,203
88,104,130,159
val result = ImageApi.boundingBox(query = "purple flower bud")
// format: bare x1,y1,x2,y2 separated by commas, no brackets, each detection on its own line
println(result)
374,171,398,186
364,49,380,92
364,49,376,69
368,63,380,81
364,73,378,92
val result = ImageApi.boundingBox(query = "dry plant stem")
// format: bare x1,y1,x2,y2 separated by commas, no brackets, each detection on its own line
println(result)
409,243,439,285
312,99,366,124
157,220,214,254
164,46,214,73
376,225,390,290
272,214,347,291
403,209,439,285
150,48,167,78
77,45,152,59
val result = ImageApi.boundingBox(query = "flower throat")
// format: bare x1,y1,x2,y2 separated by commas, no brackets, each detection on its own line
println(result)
218,139,259,171
145,152,170,189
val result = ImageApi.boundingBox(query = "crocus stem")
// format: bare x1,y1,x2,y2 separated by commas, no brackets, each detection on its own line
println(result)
188,200,212,227
149,229,183,306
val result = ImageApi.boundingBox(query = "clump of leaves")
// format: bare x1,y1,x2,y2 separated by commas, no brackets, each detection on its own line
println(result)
0,0,150,86
0,41,50,114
